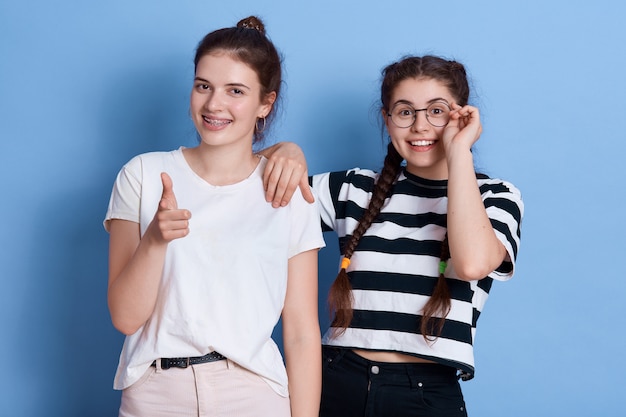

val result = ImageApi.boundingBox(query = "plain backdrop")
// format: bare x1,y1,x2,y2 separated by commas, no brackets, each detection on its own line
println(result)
1,0,625,416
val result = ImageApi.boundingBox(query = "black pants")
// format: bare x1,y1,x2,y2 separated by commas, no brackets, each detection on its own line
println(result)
320,347,468,417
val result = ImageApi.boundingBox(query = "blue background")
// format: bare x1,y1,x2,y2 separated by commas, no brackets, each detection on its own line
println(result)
1,0,624,416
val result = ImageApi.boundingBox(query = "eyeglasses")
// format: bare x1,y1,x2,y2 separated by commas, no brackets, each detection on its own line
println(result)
387,101,451,128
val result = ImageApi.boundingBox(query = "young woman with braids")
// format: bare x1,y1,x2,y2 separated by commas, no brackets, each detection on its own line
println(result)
104,16,324,417
261,55,524,416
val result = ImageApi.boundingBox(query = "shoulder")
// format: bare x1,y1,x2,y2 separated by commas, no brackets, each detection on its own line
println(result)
477,175,522,199
312,167,379,188
119,148,182,176
124,149,180,167
477,175,524,218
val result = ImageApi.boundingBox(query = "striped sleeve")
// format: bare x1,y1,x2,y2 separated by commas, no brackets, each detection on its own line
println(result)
479,179,524,281
311,169,377,233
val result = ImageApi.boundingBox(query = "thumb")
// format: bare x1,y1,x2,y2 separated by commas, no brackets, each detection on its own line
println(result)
160,172,178,210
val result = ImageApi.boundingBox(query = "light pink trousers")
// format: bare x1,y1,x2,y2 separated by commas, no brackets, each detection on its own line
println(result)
119,359,291,417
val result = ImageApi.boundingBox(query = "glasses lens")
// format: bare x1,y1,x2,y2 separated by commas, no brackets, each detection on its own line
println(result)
390,105,415,128
426,102,451,127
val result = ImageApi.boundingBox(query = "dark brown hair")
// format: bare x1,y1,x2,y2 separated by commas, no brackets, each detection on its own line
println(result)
193,16,282,143
328,55,470,340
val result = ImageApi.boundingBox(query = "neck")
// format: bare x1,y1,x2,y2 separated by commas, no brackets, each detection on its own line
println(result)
183,143,260,186
405,162,449,181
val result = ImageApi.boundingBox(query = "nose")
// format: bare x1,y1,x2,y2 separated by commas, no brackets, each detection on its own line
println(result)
203,91,224,111
411,109,429,131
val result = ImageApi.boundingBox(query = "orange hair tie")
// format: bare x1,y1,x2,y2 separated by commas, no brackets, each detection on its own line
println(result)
340,257,351,270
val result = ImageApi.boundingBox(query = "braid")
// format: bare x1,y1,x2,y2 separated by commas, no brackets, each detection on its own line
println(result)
343,143,403,259
328,142,403,332
420,233,452,341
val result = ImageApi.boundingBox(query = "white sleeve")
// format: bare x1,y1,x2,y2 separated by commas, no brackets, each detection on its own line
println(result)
103,155,143,232
287,186,325,258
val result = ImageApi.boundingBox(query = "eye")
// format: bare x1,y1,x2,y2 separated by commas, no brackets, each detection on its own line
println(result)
393,106,414,118
195,82,211,92
428,103,449,117
230,88,244,95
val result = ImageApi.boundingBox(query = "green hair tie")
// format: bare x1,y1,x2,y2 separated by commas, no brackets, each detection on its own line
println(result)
438,261,447,275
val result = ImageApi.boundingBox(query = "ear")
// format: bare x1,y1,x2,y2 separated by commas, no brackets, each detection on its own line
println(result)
259,91,277,117
381,108,390,129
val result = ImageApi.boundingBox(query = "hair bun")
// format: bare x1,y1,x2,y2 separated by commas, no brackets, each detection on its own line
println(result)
449,61,466,74
237,16,265,35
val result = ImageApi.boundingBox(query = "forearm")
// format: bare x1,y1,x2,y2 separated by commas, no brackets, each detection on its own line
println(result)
284,331,322,417
446,148,505,280
108,231,168,335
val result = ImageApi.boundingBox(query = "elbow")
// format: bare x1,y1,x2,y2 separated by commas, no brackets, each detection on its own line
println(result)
452,260,494,282
451,245,506,281
109,309,144,336
283,322,321,350
284,328,321,348
111,317,141,336
108,290,149,336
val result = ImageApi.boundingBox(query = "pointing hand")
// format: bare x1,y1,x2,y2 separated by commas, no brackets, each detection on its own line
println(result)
148,172,191,243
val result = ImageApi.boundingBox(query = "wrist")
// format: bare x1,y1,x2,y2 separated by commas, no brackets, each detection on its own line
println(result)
446,145,473,166
143,224,171,249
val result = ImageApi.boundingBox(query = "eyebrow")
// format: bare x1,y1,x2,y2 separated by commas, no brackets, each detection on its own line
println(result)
392,97,450,107
194,77,252,90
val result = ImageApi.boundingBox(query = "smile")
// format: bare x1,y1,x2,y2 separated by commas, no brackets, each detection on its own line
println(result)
202,116,231,126
410,140,435,146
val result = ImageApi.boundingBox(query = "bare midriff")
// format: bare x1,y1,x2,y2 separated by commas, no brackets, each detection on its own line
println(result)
352,349,436,364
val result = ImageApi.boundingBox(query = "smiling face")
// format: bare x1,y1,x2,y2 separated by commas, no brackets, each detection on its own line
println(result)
190,51,275,150
383,77,456,180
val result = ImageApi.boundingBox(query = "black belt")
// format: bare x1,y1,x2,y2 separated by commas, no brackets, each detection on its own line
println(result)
151,351,226,370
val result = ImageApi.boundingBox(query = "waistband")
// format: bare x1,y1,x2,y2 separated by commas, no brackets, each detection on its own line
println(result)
324,347,458,382
151,351,226,370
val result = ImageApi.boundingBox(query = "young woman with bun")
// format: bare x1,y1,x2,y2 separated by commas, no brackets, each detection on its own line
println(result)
104,16,324,417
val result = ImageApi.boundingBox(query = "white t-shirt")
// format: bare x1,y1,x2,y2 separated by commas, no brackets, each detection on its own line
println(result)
104,148,325,395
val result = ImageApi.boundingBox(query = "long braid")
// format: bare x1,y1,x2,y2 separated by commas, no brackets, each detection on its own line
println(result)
420,233,452,340
328,142,403,332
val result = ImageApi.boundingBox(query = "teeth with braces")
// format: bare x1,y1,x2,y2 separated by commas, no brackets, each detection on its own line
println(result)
203,116,230,126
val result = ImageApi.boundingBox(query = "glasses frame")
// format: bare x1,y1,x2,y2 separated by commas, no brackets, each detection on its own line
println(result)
387,101,451,128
